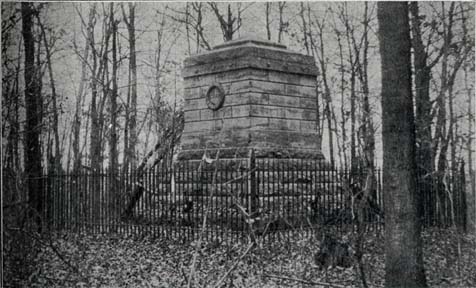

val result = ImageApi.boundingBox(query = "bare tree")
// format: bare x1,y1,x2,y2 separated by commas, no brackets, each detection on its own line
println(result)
299,2,309,55
208,2,245,42
310,9,336,167
72,4,95,172
277,2,286,44
122,3,138,171
377,2,428,287
109,3,118,174
265,2,271,41
166,2,210,52
337,3,362,169
37,11,61,173
410,2,441,185
464,60,475,233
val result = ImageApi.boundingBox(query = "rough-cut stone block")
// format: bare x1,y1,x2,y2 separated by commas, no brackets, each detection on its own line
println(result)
267,70,316,87
248,80,285,95
182,120,212,133
265,118,301,131
300,97,316,108
184,110,200,122
231,105,251,118
183,43,319,78
250,117,269,128
184,87,205,100
300,120,317,132
285,84,316,98
250,105,286,118
184,69,270,89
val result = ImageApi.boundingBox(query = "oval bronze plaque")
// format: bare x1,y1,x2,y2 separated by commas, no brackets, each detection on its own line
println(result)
206,85,225,111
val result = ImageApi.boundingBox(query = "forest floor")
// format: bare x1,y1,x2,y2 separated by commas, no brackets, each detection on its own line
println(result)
7,228,476,288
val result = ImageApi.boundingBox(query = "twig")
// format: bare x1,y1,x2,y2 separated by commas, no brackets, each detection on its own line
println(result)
187,150,221,288
180,265,189,286
212,242,254,288
263,274,346,288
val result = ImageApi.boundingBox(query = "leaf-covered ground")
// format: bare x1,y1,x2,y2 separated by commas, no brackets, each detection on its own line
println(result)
10,228,476,287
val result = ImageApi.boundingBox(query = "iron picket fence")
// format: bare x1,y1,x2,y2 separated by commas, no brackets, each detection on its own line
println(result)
30,156,467,241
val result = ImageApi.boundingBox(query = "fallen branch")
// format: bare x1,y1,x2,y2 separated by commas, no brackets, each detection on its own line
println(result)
263,274,346,288
122,120,182,219
212,242,254,288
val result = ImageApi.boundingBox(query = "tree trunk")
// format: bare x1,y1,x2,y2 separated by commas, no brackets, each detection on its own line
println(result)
410,2,434,186
313,18,335,168
109,3,118,174
336,29,348,169
38,16,61,174
377,2,428,287
265,2,271,41
340,5,358,170
300,2,309,55
464,64,476,233
123,3,138,171
209,3,239,42
109,3,119,216
73,5,95,172
89,8,112,218
278,2,285,43
185,3,192,55
122,123,183,219
434,2,456,226
360,2,374,170
22,2,44,223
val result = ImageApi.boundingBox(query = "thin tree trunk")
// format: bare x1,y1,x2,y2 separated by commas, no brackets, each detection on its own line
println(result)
410,1,435,226
377,2,427,286
305,6,322,147
122,3,138,171
185,3,192,55
89,6,112,218
22,2,44,223
265,2,271,41
73,5,94,172
109,3,119,217
38,16,61,173
340,4,358,169
360,2,375,169
109,3,118,174
336,29,348,169
410,2,434,179
464,65,475,233
313,17,335,167
278,2,285,44
433,2,455,170
300,2,309,55
155,13,166,106
434,2,456,226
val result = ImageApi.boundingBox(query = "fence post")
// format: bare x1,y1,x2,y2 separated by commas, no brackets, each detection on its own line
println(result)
248,149,258,216
459,162,468,232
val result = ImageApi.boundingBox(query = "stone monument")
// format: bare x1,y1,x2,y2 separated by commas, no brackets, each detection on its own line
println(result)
179,37,323,160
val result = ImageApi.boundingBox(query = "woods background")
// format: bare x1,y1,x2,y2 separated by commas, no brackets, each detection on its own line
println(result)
2,1,475,226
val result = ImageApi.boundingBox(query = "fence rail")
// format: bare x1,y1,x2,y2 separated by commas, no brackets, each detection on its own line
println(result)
11,157,466,241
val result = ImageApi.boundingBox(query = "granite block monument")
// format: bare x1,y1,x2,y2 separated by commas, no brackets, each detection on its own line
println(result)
179,37,323,160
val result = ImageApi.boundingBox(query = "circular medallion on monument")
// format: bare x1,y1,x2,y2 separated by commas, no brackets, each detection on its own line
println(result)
206,84,225,110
